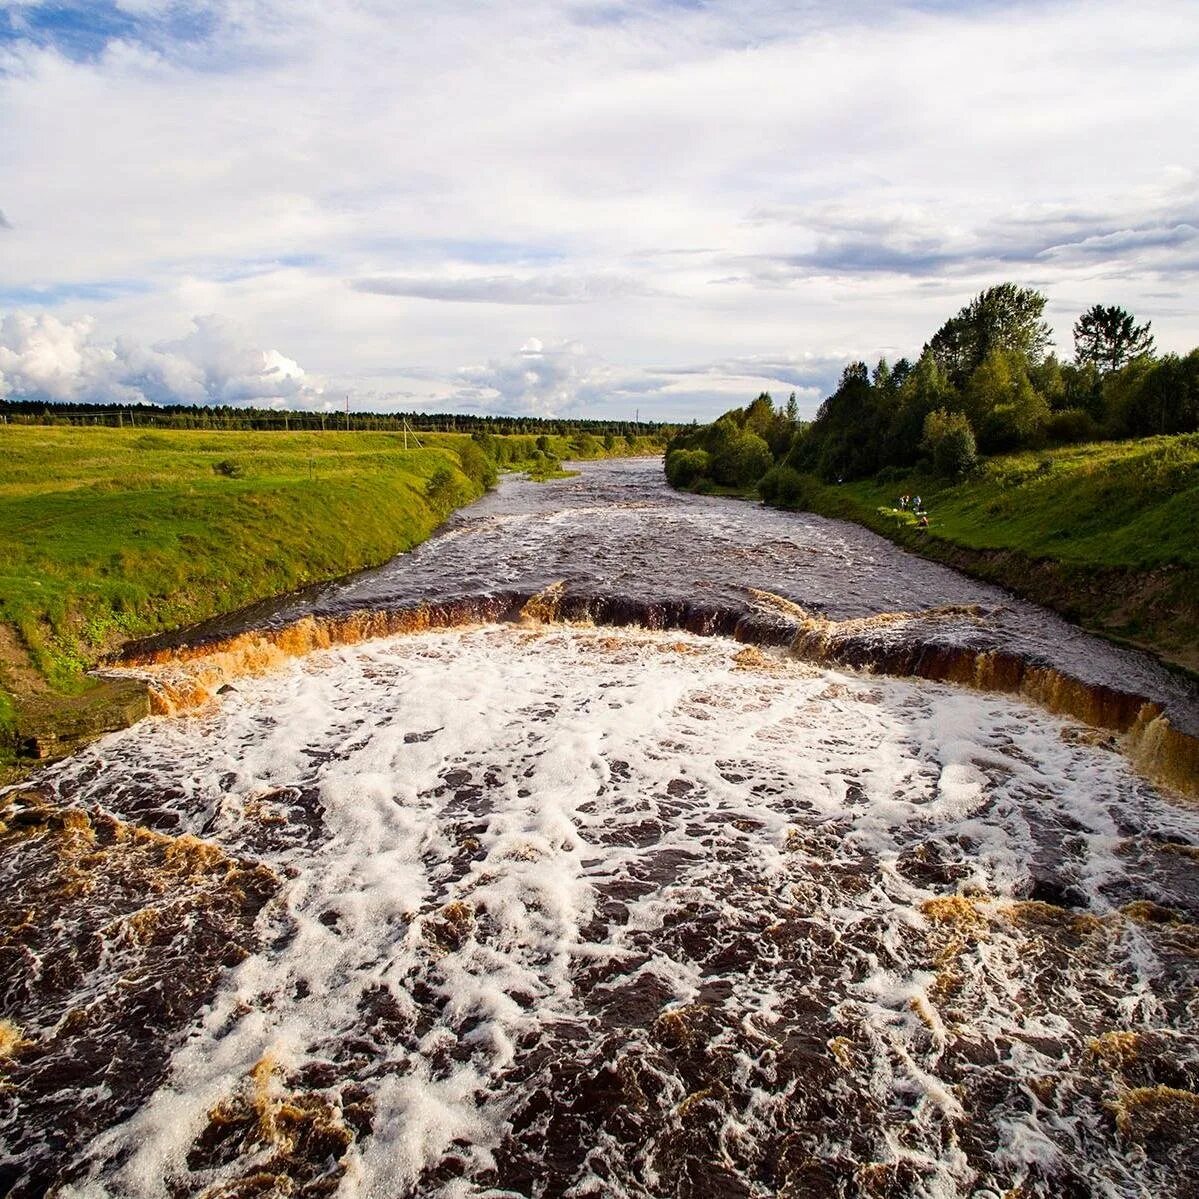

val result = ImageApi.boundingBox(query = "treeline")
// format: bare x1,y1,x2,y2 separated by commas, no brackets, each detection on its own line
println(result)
667,284,1199,499
429,428,667,510
471,429,666,473
0,397,669,438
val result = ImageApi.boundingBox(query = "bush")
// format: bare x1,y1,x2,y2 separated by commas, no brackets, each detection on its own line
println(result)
711,431,772,488
425,464,462,512
213,458,243,478
921,409,977,478
976,379,1050,453
571,432,601,458
758,465,808,507
1045,407,1098,444
526,449,565,480
665,448,712,488
757,465,782,503
455,440,497,489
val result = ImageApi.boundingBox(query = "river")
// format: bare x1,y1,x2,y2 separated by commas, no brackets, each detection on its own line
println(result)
2,459,1198,1197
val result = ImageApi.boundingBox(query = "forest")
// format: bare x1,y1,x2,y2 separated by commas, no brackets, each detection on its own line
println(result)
0,398,669,439
665,285,1198,499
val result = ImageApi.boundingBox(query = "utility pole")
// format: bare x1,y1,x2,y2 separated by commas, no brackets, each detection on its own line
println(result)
345,394,350,432
401,417,423,450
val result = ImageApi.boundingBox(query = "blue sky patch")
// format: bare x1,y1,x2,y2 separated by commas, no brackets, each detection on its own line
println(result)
0,1,216,63
0,278,152,307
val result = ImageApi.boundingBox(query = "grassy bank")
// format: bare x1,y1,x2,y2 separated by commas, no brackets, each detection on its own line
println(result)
760,435,1199,672
0,425,663,767
0,430,441,763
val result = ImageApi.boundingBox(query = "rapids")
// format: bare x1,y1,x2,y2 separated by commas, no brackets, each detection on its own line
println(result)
2,460,1198,1197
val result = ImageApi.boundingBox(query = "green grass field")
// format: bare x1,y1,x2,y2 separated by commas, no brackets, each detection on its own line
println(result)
0,425,665,764
0,427,494,743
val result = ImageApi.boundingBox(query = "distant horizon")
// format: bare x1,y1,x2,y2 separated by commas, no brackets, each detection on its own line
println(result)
0,393,678,427
2,0,1197,421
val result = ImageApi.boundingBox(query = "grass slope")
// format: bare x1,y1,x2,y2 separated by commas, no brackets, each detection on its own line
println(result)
0,427,491,756
0,426,665,766
778,435,1199,670
838,436,1198,569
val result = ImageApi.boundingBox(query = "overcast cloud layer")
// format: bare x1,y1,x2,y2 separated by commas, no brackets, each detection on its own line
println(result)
1,0,1197,419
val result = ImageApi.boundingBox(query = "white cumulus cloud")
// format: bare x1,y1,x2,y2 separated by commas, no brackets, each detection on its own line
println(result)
0,311,324,407
2,0,1198,418
455,338,602,416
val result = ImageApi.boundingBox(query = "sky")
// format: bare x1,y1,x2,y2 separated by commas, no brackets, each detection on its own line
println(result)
0,0,1196,421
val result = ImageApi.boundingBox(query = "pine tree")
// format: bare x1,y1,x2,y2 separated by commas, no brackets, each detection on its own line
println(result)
1073,305,1155,373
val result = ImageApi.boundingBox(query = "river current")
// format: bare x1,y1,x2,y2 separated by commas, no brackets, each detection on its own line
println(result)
2,459,1198,1197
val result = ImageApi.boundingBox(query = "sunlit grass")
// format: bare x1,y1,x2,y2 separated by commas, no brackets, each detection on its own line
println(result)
0,426,484,702
832,435,1199,569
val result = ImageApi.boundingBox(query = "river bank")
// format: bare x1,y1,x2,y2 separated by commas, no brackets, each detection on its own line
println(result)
6,459,1199,1195
0,428,662,769
755,437,1199,677
79,459,1199,800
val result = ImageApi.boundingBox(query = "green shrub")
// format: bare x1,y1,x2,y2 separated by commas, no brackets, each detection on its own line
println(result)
921,409,978,478
758,465,808,506
665,448,712,488
712,431,772,488
571,432,601,458
757,465,782,503
425,464,462,512
1045,407,1099,444
455,440,497,489
213,458,244,478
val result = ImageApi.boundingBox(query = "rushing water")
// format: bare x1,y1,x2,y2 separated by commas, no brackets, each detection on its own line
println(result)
2,460,1198,1198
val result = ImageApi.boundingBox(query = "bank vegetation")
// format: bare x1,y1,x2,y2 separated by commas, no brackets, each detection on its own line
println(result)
665,285,1199,671
0,425,666,768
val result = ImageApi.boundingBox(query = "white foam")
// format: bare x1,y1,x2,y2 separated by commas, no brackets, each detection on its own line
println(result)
43,625,1198,1197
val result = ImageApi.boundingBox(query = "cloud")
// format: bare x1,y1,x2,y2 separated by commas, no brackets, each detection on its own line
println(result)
2,0,1198,418
1036,221,1199,263
446,338,844,420
665,352,851,397
0,311,324,407
453,338,603,415
734,188,1199,285
0,209,10,230
351,272,652,305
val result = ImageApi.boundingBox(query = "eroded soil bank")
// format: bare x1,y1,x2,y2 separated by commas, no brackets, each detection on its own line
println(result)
107,459,1199,798
833,515,1197,678
748,466,1199,678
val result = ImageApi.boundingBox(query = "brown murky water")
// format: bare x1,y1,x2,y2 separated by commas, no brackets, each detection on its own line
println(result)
2,461,1198,1197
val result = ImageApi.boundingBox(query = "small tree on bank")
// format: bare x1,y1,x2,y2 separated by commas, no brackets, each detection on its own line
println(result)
921,409,977,477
